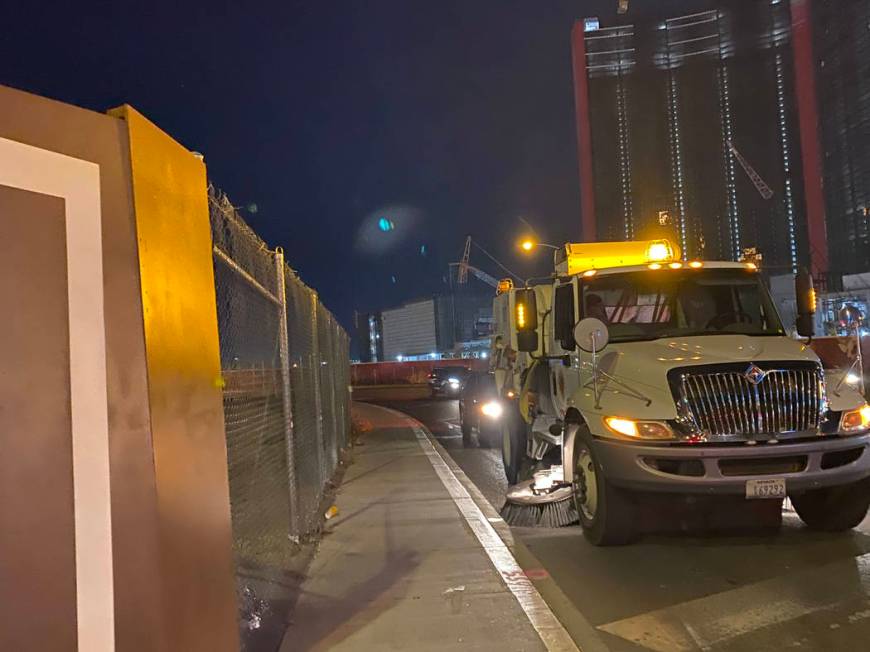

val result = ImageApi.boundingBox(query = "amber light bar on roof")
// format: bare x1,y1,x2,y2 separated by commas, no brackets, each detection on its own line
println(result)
554,239,681,275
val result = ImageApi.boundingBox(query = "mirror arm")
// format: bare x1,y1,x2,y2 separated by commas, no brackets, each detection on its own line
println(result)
591,333,600,409
528,308,552,361
579,358,653,409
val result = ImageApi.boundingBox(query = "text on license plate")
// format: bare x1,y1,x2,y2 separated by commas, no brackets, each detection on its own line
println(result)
745,478,786,499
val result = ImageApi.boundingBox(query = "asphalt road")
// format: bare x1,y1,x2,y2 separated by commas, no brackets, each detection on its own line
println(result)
374,397,870,652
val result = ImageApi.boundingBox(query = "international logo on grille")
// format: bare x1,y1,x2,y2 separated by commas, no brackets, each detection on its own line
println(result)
744,364,767,385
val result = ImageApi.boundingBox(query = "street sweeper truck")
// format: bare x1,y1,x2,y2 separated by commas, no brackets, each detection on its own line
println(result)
492,239,870,545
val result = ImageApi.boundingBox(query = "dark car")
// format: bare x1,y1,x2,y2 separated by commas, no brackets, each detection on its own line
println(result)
427,365,470,397
458,372,503,448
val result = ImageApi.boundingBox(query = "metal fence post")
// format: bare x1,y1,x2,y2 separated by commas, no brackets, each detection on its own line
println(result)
275,247,299,540
310,291,326,487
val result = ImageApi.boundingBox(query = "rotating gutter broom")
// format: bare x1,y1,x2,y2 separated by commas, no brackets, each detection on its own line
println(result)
500,467,579,527
499,365,579,528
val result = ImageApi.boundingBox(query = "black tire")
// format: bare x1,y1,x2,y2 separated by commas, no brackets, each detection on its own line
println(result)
501,412,525,484
791,479,870,532
479,424,499,449
461,420,473,448
572,430,637,545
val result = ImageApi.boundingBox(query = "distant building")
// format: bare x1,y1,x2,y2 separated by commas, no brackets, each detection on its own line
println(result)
352,310,383,363
355,287,494,362
811,0,870,278
572,0,830,277
380,297,446,361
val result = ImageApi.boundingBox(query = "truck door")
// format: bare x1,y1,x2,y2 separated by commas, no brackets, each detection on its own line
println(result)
550,279,581,417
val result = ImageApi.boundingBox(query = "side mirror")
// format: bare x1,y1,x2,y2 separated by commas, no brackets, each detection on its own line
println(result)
515,288,538,352
794,268,816,338
573,317,609,353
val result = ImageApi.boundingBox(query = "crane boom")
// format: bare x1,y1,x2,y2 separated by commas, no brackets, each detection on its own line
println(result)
457,235,472,284
448,262,499,288
464,265,499,288
727,140,774,200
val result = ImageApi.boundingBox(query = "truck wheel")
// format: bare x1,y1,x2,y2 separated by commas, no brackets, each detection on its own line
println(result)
480,424,499,449
791,479,870,532
501,413,525,484
572,432,637,545
461,420,473,448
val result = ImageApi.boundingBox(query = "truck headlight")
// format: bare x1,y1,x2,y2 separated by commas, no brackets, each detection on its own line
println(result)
605,417,675,440
481,401,503,419
839,404,870,434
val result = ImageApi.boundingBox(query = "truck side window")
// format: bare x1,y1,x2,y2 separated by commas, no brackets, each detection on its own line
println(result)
554,283,576,350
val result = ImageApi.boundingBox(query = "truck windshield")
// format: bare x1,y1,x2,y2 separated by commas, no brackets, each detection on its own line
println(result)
581,268,785,342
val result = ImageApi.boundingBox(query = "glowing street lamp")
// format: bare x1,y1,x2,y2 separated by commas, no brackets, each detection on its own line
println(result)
519,238,559,253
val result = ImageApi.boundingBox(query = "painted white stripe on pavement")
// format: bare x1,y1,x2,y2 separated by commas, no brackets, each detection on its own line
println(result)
393,411,580,652
599,552,870,651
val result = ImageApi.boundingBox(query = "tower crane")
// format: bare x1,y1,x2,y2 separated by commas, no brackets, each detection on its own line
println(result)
452,235,522,288
457,235,472,284
727,140,774,200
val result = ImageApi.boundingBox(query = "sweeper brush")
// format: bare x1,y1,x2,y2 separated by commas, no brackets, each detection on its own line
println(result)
500,480,578,528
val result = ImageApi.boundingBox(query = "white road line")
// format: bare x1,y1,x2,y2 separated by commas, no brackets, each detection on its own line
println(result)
385,408,580,652
599,552,870,651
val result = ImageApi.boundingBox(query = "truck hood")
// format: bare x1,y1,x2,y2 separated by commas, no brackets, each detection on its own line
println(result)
585,335,820,420
619,334,819,366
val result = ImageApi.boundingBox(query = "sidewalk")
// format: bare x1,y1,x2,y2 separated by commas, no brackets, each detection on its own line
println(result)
279,402,574,651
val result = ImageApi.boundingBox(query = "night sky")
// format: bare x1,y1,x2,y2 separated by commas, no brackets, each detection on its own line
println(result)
2,0,707,328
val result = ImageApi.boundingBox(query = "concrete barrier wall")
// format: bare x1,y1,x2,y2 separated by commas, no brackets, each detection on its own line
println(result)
0,85,238,652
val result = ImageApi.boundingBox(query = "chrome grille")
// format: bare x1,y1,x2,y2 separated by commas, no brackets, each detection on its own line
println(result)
678,366,824,438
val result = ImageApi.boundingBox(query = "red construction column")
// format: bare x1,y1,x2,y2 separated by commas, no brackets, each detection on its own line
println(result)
572,21,597,242
791,0,829,276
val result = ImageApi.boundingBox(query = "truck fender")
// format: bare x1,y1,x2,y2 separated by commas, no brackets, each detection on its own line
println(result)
562,422,581,483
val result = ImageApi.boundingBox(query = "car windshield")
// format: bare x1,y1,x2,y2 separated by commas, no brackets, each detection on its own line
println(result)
581,268,785,343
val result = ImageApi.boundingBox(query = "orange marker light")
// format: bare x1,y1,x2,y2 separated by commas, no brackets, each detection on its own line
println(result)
689,261,703,269
648,263,662,270
668,262,683,269
646,241,671,261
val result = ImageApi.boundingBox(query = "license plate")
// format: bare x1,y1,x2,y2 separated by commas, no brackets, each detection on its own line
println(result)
745,478,786,499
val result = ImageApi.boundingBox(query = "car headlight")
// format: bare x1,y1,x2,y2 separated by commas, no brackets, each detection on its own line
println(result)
604,417,675,440
481,400,503,419
448,377,460,385
839,404,870,434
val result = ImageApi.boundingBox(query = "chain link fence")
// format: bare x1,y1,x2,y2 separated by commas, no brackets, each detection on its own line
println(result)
208,186,350,639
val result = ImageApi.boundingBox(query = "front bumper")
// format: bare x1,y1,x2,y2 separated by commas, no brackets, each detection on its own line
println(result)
592,433,870,495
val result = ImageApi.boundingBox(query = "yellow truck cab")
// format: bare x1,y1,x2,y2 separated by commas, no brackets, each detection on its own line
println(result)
493,239,870,545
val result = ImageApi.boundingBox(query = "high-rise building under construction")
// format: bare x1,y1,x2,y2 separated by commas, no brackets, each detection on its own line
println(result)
572,0,835,278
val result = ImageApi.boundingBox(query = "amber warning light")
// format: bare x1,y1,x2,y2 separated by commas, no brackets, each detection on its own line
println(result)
497,278,513,294
557,239,681,275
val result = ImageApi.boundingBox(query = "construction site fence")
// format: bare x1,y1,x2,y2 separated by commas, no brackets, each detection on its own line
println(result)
351,359,489,386
349,340,867,390
208,185,350,583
